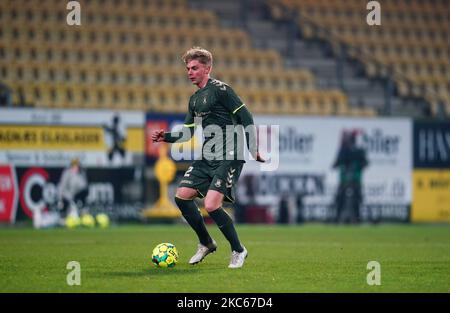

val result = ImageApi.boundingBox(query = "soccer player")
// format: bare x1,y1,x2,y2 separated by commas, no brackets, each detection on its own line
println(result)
152,47,265,268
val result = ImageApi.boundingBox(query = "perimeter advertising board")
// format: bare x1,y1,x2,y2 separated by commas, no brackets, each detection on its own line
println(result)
0,108,144,167
412,121,450,222
238,116,412,222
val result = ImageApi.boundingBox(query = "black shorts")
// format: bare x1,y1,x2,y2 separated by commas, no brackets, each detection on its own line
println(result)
178,159,245,203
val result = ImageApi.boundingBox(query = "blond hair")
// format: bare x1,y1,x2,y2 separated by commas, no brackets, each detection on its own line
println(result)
182,47,213,66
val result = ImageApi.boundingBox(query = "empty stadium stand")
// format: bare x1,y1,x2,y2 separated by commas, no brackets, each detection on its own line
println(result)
0,0,358,115
268,0,449,116
4,0,445,116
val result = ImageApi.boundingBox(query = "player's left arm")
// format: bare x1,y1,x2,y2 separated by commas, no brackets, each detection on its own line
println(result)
220,85,265,162
234,105,265,162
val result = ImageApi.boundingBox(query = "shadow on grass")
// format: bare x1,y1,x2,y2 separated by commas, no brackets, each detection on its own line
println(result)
102,265,223,278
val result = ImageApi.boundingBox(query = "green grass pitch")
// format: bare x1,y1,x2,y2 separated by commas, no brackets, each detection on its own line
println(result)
0,224,449,292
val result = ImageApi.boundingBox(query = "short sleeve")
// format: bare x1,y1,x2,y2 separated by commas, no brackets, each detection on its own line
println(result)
219,84,245,114
183,102,195,128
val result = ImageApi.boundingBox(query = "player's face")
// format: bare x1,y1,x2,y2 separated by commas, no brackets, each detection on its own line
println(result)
70,164,79,173
186,59,211,87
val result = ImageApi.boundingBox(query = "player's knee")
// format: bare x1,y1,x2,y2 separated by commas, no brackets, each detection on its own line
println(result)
204,190,224,212
175,187,197,200
204,199,221,213
204,204,219,213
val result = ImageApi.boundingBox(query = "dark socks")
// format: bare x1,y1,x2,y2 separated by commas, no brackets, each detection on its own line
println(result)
209,208,243,252
175,197,213,246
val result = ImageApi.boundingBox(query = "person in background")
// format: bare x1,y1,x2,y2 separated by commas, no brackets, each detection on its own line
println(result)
103,114,127,163
57,158,89,219
332,130,368,223
277,193,290,224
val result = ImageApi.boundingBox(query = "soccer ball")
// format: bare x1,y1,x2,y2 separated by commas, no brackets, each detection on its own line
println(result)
152,243,179,268
81,214,95,228
65,216,80,228
96,213,110,228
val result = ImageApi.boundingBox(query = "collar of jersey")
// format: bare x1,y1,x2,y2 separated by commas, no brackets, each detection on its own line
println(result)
195,78,214,93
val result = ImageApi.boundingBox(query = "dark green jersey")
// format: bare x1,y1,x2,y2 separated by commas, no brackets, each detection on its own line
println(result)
183,78,247,161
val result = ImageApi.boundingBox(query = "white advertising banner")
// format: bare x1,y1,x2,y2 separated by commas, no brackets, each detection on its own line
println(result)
0,108,144,167
239,116,412,222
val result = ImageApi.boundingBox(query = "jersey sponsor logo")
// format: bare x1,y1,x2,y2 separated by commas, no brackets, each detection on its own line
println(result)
194,111,211,118
215,179,222,188
180,180,193,185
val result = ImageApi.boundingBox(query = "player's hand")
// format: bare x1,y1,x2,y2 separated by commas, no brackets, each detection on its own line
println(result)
255,151,265,163
151,129,165,142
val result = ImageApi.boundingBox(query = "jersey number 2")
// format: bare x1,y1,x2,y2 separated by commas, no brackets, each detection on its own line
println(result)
184,166,194,177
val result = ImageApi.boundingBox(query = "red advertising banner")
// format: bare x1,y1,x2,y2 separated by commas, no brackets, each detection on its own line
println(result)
0,165,18,223
146,120,169,159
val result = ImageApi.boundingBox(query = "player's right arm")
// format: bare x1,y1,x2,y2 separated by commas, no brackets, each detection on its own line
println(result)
151,125,195,143
151,107,196,143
